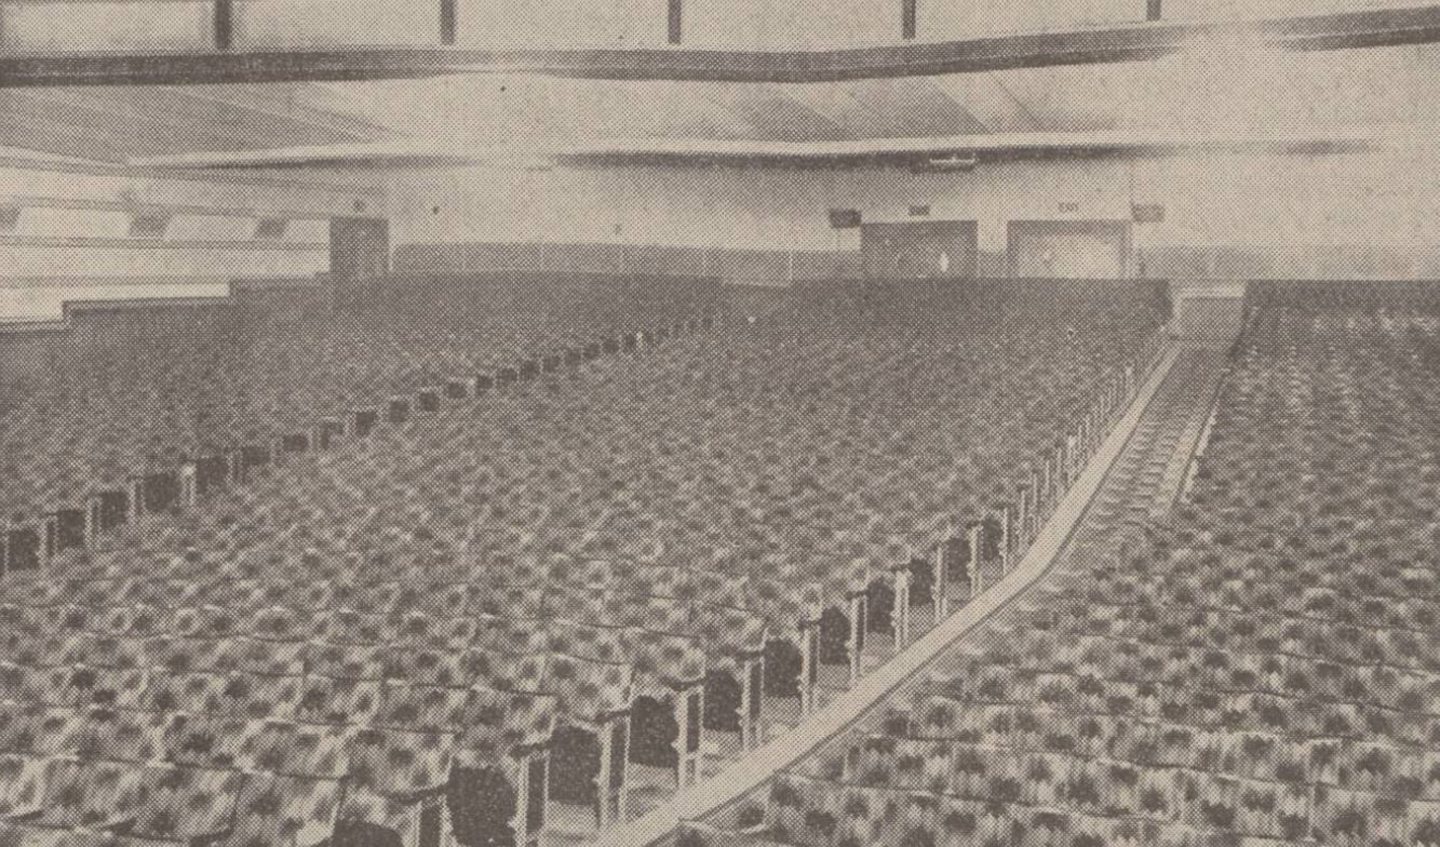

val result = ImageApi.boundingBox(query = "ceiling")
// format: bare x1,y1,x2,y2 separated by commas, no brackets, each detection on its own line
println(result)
0,84,394,163
6,10,1440,168
120,39,1440,169
4,69,1114,165
305,38,1440,144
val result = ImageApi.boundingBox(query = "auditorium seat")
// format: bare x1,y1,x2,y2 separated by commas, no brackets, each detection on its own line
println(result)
0,277,1165,847
707,296,1440,847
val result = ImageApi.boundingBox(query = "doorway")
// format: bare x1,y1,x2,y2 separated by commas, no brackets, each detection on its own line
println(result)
860,221,978,279
330,217,391,280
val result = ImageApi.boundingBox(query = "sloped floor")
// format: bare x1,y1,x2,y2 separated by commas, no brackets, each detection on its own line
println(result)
595,341,1223,847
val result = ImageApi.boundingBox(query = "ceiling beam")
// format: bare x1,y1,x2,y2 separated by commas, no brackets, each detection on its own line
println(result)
3,6,1440,86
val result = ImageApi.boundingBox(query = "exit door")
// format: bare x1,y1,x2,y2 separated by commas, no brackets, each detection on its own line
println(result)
860,221,978,279
330,217,390,279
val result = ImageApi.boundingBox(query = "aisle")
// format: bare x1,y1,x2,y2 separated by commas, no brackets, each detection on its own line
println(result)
592,342,1187,847
1015,346,1228,628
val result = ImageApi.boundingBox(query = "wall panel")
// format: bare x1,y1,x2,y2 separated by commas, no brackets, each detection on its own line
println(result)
0,2,212,52
168,215,256,241
454,0,668,48
232,0,442,47
1160,0,1426,22
387,147,1440,285
22,208,129,239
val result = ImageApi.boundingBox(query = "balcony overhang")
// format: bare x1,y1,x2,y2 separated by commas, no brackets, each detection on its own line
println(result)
3,5,1440,87
125,125,1425,171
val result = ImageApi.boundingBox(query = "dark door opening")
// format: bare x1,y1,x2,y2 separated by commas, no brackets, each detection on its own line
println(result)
331,217,391,282
861,221,978,279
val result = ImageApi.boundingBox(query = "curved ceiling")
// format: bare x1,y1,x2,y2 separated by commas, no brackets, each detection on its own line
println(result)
0,84,394,163
315,37,1440,144
4,6,1440,165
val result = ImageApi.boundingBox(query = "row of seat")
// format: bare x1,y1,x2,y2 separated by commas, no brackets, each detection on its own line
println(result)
697,299,1440,847
0,279,1168,846
0,273,722,520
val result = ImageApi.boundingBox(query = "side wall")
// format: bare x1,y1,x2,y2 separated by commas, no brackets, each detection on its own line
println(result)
386,165,862,285
387,147,1440,282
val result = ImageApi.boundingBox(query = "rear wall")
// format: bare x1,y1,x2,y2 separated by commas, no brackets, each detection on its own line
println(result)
386,146,1440,282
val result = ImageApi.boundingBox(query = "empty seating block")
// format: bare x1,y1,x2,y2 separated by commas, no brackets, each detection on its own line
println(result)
0,279,1165,847
700,296,1440,847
